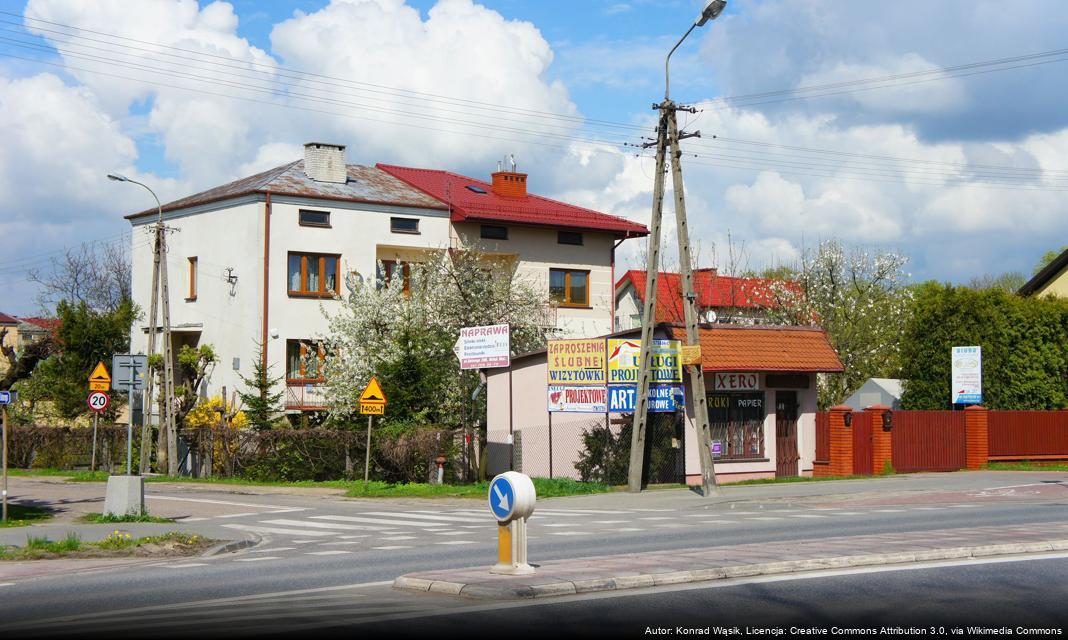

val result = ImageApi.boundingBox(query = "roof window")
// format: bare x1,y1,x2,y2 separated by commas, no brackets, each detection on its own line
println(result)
466,185,488,194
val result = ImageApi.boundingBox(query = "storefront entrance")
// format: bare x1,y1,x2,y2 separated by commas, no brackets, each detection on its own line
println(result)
775,391,800,477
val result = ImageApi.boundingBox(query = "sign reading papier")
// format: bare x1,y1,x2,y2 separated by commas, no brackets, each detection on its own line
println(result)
951,346,982,405
455,324,511,370
547,385,607,413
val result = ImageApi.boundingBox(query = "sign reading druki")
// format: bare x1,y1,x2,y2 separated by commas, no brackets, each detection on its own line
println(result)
454,324,510,370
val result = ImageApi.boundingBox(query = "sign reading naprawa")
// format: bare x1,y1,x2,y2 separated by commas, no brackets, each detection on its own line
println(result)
606,339,682,384
607,384,684,413
547,339,606,385
548,385,608,413
951,346,982,405
454,324,510,370
710,372,762,391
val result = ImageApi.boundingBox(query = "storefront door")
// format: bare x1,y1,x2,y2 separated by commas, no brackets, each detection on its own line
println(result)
775,391,800,477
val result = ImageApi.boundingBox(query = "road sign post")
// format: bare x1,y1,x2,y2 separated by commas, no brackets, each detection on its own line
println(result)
104,355,147,517
358,377,387,488
87,391,109,472
1,392,10,523
488,471,536,576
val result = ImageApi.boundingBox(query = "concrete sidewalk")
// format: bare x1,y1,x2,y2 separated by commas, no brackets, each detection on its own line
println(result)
394,521,1068,599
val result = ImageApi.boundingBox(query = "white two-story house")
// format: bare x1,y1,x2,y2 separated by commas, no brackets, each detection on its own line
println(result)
126,143,647,415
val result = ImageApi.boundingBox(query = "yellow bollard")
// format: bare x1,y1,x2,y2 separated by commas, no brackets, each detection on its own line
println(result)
496,523,512,567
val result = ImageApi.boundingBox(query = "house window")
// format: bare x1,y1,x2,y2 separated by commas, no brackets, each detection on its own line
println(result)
379,260,413,293
558,231,583,246
286,340,325,382
549,268,589,307
481,225,508,240
298,209,330,228
186,257,197,301
287,252,340,297
390,217,419,234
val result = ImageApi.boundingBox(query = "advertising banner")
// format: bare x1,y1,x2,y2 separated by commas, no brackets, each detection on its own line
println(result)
951,346,982,405
607,384,684,413
455,324,510,370
548,385,608,413
547,339,606,385
606,339,682,384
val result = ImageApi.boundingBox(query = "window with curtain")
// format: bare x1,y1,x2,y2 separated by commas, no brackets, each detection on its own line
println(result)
549,268,589,307
287,252,340,297
286,339,325,382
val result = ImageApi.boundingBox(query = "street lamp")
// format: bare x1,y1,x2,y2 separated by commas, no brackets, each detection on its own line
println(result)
665,0,727,100
108,173,162,223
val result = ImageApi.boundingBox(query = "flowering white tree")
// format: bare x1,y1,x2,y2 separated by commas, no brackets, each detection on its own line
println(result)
757,240,913,408
320,249,557,424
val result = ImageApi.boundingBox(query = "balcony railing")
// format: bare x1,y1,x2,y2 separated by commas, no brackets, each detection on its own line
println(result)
285,382,328,411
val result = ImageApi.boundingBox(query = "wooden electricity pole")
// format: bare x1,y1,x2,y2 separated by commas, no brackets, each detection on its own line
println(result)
158,228,177,476
141,226,160,474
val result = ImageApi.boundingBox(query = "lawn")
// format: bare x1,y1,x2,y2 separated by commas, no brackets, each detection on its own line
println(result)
0,503,53,528
986,461,1068,472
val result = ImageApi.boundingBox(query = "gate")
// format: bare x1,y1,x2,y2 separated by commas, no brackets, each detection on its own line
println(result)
892,411,966,472
852,411,873,475
775,391,800,477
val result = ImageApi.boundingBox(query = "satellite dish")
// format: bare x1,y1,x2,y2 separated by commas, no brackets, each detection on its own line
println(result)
701,309,717,324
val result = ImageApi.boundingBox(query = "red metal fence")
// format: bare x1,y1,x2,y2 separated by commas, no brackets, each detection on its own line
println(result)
815,412,830,464
891,411,966,472
988,411,1068,459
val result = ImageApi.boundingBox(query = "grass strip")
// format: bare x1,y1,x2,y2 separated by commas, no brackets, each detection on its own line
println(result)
78,511,176,524
0,531,214,561
986,461,1068,472
0,503,53,528
727,474,874,486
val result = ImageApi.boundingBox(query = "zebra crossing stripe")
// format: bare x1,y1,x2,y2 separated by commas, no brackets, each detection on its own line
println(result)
221,524,332,537
368,511,486,523
310,514,469,528
262,519,390,532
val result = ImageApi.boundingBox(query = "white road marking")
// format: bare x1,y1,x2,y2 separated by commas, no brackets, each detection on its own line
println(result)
306,551,351,556
828,512,863,516
790,514,827,519
234,556,279,562
219,512,259,519
177,517,209,522
948,504,981,508
638,517,675,521
653,523,690,528
292,540,317,544
371,545,412,550
696,520,735,525
161,563,208,569
221,524,331,537
592,520,628,524
250,547,295,553
338,535,371,540
911,507,944,510
540,523,573,528
365,511,485,523
434,531,468,536
548,531,590,536
616,527,645,532
435,540,477,545
0,583,14,587
872,509,906,513
262,519,386,532
380,536,416,541
534,509,632,515
746,517,785,521
309,514,437,528
320,541,362,546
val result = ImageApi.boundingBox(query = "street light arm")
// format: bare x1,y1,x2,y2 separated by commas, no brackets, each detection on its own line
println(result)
113,175,163,224
664,23,697,101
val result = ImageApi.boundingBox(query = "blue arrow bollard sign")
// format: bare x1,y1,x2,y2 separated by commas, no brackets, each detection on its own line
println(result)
0,390,13,405
489,475,516,521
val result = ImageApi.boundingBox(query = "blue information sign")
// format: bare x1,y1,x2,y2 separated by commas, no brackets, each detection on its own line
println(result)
0,390,13,405
607,384,684,413
489,475,516,521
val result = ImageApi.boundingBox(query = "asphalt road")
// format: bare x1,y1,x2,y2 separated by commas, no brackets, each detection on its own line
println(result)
1,471,1066,638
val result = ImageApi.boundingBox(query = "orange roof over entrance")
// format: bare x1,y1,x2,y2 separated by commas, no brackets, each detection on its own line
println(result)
670,325,843,373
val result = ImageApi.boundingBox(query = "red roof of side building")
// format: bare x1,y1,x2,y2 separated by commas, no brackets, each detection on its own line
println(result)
0,312,18,325
618,269,793,323
19,317,61,331
671,325,844,373
377,164,648,237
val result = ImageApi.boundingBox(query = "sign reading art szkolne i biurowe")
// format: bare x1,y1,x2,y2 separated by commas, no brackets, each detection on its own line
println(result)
606,338,684,413
546,338,607,413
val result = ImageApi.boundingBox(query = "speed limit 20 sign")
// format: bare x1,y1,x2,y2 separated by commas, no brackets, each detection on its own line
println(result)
87,391,110,412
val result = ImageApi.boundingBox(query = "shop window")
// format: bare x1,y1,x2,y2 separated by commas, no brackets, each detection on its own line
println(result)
707,392,765,460
286,340,325,382
549,268,589,307
287,252,340,297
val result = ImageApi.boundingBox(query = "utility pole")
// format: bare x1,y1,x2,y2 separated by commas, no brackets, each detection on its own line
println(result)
141,225,160,474
628,1,726,496
108,173,176,476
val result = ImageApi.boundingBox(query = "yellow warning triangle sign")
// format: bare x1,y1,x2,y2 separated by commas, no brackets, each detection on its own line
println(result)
359,376,386,404
89,361,111,383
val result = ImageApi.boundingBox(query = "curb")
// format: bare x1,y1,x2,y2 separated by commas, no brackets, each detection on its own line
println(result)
202,533,262,557
393,539,1068,600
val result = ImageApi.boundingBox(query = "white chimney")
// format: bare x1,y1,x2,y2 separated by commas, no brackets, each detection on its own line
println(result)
303,142,347,183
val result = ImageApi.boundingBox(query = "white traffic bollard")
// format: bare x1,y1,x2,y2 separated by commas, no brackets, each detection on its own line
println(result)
488,471,536,575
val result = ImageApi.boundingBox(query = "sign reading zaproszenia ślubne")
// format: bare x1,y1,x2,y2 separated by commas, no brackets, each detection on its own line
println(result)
546,339,607,413
951,346,982,405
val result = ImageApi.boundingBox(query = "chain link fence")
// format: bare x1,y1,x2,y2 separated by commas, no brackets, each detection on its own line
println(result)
510,412,685,485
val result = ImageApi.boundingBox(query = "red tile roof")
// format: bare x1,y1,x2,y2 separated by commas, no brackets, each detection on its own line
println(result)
0,312,18,325
19,317,60,331
671,325,844,373
377,164,648,236
618,270,792,323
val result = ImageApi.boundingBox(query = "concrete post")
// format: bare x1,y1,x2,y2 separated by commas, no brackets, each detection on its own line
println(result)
964,405,988,470
866,404,893,475
827,405,853,477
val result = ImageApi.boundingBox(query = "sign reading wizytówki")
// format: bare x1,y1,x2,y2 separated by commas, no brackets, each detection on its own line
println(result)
546,339,606,385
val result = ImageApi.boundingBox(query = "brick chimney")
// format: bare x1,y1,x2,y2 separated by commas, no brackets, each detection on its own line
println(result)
490,171,527,198
303,142,347,184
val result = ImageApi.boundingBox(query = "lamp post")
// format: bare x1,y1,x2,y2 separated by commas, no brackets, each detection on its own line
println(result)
108,173,176,475
629,0,726,496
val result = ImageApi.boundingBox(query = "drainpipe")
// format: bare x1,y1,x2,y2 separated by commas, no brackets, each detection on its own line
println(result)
261,192,271,378
611,234,629,332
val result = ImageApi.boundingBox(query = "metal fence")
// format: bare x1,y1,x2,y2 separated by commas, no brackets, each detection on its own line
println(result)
511,412,685,485
988,411,1068,458
891,410,966,472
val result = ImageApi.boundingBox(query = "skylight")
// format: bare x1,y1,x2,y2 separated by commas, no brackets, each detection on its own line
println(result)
466,185,487,194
